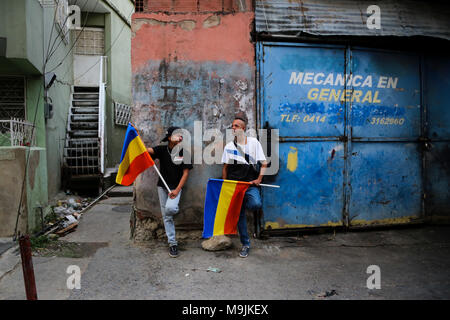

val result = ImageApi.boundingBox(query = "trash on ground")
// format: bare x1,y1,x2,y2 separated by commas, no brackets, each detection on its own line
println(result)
55,222,78,236
206,267,222,273
316,289,338,298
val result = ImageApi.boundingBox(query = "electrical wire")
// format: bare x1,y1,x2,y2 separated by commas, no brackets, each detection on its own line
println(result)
13,83,43,241
45,0,87,65
45,0,90,66
11,0,100,240
46,0,100,73
70,7,134,83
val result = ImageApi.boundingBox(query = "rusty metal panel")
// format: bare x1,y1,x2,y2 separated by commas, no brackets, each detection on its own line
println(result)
348,48,423,226
255,0,450,40
258,42,427,230
424,55,450,220
350,48,421,139
258,42,346,229
348,142,423,225
263,141,345,229
262,44,346,138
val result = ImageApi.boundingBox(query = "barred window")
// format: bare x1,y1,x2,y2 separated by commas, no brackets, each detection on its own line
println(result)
135,0,144,12
0,77,26,120
73,28,105,55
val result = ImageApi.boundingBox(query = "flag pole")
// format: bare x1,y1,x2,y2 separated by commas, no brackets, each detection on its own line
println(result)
152,163,172,194
259,183,280,188
223,179,280,188
130,122,172,194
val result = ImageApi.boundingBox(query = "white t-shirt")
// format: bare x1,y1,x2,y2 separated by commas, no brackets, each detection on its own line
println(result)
221,136,267,165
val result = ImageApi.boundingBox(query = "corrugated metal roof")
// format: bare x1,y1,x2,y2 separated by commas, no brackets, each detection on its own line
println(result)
255,0,450,40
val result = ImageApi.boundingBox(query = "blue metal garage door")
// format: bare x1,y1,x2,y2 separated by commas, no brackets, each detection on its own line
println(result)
424,55,450,221
257,42,425,230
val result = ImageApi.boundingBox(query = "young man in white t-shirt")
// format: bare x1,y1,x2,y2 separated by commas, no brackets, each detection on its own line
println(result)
221,112,268,258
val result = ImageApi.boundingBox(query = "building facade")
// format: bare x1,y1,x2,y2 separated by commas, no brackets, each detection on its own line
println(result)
134,0,450,238
0,0,134,237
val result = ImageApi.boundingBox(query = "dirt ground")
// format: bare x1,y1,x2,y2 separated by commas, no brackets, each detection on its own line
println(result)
1,196,449,300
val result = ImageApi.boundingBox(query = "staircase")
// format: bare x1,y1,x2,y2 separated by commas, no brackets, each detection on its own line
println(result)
63,86,102,194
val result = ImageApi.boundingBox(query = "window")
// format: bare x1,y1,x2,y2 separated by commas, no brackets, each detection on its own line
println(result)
0,77,26,120
74,28,105,55
135,0,144,12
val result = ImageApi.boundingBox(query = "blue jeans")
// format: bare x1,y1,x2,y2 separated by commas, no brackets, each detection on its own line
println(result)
157,187,182,246
238,186,262,247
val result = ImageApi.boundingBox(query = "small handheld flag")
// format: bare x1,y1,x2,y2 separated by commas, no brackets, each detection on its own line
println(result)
202,179,251,238
116,123,154,186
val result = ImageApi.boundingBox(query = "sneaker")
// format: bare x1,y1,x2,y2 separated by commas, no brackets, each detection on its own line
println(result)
239,246,250,258
169,245,179,258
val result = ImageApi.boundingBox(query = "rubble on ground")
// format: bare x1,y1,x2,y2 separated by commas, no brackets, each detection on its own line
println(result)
43,193,94,238
201,235,232,251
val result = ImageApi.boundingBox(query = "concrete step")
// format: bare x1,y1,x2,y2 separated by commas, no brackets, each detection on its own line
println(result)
71,114,99,122
73,86,99,93
73,93,99,100
107,186,133,197
67,138,99,147
70,130,98,138
71,107,99,114
72,101,99,107
70,122,98,130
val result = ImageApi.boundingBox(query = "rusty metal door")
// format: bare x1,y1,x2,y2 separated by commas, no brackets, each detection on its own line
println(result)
257,43,347,229
423,55,450,221
347,48,422,226
257,42,424,231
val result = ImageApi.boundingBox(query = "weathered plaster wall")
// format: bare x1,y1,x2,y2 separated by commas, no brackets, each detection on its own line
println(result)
0,147,48,237
105,1,134,168
131,2,254,235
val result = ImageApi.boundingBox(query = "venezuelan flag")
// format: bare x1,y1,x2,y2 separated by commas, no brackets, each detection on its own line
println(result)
116,123,154,186
202,179,250,238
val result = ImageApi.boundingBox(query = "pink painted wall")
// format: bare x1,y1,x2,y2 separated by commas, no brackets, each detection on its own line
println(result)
131,2,256,231
132,12,254,73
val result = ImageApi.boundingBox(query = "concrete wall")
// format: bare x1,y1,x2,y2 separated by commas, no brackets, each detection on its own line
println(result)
104,0,134,168
131,0,255,229
0,0,43,74
43,2,75,198
0,147,48,237
0,0,71,230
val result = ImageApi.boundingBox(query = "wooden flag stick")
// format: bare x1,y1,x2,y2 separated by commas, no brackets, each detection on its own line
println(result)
134,124,172,194
152,163,172,194
259,183,280,188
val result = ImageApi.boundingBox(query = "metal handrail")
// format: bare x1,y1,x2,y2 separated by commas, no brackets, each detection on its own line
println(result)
0,118,36,147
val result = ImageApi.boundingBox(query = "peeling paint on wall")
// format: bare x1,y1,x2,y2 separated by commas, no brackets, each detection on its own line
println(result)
131,10,255,227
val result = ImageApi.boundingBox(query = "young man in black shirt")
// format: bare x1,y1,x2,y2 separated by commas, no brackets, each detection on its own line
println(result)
147,126,193,257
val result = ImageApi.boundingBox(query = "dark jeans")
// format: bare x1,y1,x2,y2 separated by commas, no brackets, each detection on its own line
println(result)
238,186,262,247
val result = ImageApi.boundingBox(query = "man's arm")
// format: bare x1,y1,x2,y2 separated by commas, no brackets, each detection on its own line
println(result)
222,164,228,180
147,147,155,155
249,161,268,186
169,168,190,199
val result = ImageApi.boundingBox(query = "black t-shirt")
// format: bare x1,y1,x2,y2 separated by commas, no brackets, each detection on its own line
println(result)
151,145,193,190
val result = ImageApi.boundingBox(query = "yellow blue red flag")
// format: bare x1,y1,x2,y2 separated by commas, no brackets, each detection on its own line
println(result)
116,123,154,186
202,179,250,238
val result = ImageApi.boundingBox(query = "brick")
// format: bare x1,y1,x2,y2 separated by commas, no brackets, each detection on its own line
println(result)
172,0,198,12
199,0,222,12
147,0,172,12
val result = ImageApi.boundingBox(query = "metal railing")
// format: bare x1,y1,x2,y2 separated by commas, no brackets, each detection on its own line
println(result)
98,55,107,174
0,118,36,147
114,102,131,126
65,139,100,175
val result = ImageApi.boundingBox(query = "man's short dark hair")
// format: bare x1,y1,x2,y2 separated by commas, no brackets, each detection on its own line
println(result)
234,111,248,125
